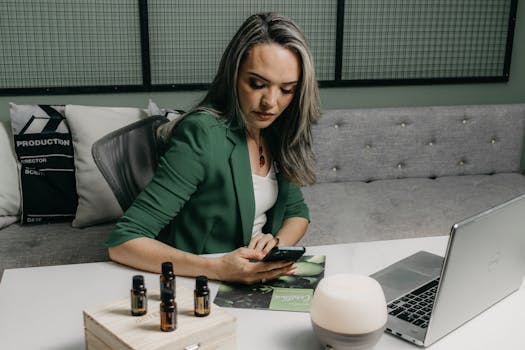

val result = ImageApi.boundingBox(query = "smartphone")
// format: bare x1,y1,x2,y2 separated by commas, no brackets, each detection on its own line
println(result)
262,246,306,262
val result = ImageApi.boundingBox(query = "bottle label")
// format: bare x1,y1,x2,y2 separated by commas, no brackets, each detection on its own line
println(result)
195,296,210,315
131,293,147,314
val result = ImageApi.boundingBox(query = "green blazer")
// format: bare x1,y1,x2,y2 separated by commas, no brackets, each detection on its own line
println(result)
105,111,309,254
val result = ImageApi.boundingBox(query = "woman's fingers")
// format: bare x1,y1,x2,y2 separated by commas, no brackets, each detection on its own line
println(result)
248,233,278,255
219,247,296,284
255,262,297,284
236,246,265,260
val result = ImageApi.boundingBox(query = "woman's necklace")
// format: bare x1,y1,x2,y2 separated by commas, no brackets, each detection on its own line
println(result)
258,134,265,168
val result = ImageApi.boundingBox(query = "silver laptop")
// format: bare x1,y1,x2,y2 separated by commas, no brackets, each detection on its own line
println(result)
370,193,525,347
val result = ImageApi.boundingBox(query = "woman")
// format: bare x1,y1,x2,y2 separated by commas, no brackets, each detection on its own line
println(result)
106,12,321,284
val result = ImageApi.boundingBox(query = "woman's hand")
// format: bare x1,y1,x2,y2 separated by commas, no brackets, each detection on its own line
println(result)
213,247,295,284
248,233,279,256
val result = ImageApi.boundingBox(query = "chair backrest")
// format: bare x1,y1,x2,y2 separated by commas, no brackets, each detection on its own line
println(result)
92,115,169,211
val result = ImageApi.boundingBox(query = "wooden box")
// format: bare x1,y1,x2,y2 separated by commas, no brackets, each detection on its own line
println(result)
83,285,236,350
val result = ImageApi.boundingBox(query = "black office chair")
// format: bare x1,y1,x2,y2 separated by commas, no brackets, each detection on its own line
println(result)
91,115,170,211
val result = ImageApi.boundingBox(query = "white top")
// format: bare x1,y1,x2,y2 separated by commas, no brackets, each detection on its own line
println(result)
251,163,278,235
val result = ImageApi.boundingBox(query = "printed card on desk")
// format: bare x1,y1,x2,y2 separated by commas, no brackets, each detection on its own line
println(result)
214,255,326,312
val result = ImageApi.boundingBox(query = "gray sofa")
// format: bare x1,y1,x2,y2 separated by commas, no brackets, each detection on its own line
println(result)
301,103,525,245
2,103,525,281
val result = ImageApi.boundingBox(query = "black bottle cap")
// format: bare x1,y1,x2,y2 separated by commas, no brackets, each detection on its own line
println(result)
196,275,208,290
161,262,174,276
161,287,174,302
132,275,146,290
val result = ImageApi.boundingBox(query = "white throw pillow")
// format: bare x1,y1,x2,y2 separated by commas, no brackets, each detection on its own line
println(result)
0,120,21,220
147,99,184,121
0,215,18,229
65,105,147,228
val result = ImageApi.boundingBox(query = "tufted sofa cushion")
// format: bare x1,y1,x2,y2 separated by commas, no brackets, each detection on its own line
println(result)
301,173,525,246
314,104,525,183
300,104,525,246
0,222,112,281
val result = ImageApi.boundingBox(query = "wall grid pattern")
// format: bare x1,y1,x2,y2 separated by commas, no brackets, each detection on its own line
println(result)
0,0,517,95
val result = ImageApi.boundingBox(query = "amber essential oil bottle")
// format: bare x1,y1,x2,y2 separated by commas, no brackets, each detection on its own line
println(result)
160,261,175,294
130,275,147,316
160,288,177,332
194,275,210,317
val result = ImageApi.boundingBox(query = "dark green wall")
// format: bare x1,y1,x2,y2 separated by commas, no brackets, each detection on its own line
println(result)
1,1,523,122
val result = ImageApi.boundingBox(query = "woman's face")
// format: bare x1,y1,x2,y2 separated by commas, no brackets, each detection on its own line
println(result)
237,43,301,133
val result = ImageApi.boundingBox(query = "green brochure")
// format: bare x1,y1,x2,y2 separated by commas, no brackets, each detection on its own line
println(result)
213,255,325,312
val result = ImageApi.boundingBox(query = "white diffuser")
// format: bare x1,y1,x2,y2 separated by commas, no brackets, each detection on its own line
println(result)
310,274,387,350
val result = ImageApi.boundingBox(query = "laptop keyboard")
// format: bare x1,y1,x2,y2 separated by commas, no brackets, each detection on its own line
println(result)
387,277,440,329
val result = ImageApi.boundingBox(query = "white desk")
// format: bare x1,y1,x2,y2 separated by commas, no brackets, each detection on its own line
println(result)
0,236,523,350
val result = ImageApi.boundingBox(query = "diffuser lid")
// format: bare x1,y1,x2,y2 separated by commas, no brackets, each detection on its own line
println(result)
310,274,387,334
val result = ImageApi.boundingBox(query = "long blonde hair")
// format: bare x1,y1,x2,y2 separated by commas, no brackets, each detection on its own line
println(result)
160,12,321,185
